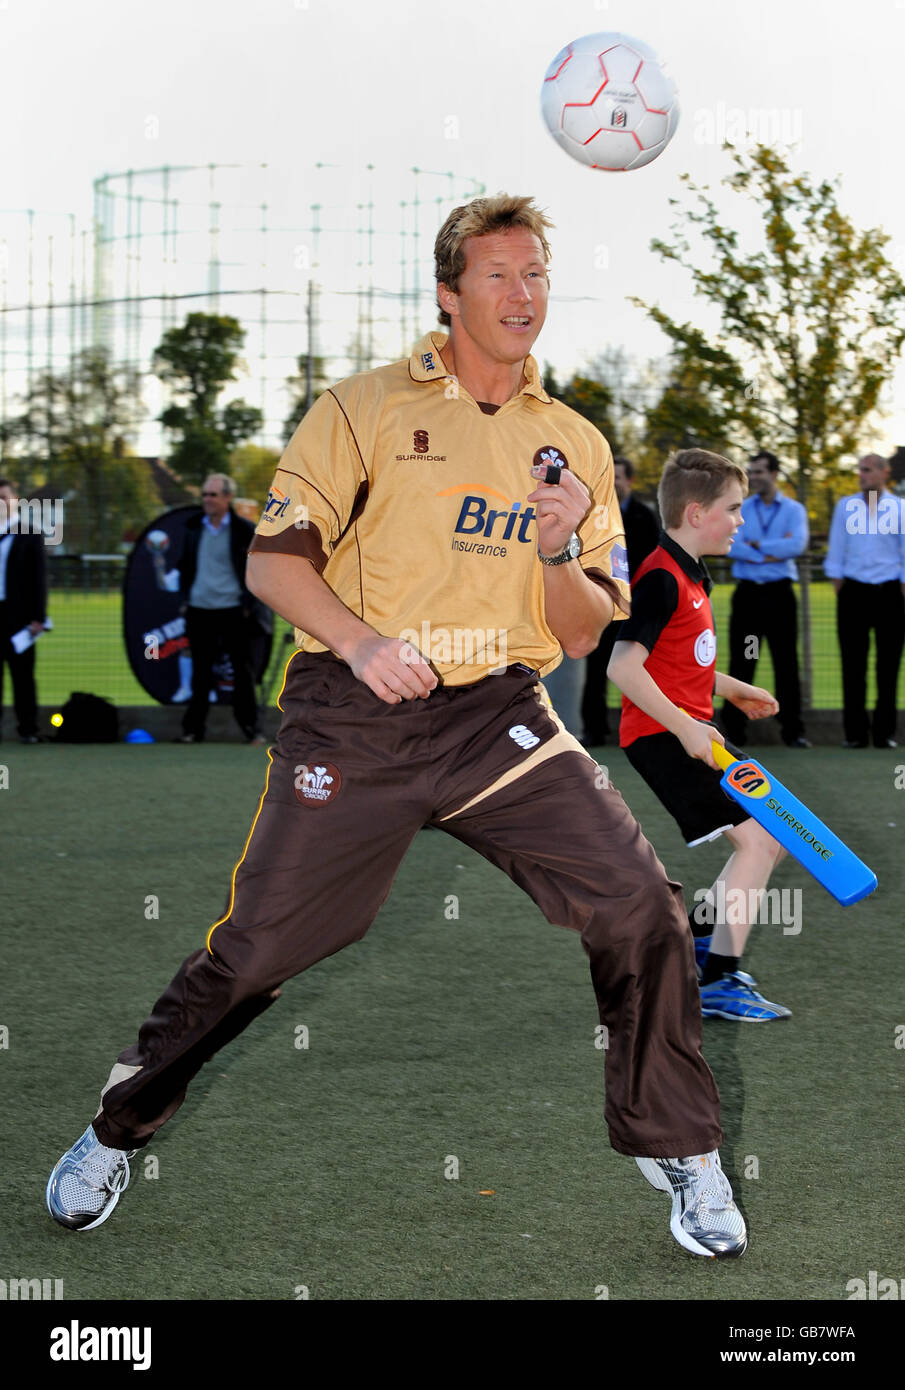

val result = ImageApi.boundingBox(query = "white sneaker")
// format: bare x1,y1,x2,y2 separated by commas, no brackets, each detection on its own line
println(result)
46,1125,135,1231
635,1150,747,1258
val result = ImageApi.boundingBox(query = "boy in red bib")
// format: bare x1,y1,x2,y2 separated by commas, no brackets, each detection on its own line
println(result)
609,449,791,1021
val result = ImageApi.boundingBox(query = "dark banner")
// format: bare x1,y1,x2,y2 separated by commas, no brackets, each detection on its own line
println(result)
123,507,272,705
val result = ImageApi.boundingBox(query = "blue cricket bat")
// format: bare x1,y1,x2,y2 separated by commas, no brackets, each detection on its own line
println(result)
712,742,878,907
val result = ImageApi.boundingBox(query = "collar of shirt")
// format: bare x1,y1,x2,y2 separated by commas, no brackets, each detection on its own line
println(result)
407,331,552,403
659,530,713,595
201,511,230,535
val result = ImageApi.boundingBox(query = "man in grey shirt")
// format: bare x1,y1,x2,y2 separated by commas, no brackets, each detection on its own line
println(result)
175,473,262,743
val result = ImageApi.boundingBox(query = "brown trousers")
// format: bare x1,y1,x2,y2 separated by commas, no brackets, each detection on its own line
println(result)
93,653,722,1158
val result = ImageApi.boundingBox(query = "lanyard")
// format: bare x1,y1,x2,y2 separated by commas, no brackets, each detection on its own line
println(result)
753,496,783,540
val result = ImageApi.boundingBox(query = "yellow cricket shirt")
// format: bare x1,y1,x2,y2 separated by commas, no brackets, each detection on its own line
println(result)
251,331,630,684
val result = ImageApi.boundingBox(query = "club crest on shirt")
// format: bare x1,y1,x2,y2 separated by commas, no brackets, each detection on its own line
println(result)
532,445,569,472
694,629,716,667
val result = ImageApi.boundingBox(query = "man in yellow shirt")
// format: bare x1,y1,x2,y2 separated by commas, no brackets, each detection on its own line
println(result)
48,194,743,1260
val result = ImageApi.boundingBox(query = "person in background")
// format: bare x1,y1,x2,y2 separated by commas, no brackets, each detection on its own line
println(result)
721,450,810,749
825,453,905,749
580,456,659,745
608,449,791,1023
174,473,263,745
0,478,47,744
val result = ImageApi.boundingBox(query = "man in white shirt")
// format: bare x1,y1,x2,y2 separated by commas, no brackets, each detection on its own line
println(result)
825,454,905,749
722,451,810,748
0,479,47,743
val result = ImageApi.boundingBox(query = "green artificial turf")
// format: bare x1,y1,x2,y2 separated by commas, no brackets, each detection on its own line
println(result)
29,584,905,709
3,743,903,1300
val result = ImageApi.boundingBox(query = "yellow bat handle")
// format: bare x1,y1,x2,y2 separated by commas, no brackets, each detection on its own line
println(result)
676,708,738,773
711,742,736,773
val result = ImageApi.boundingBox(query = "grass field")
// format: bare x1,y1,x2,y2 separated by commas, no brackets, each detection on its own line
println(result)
4,742,903,1301
29,584,905,711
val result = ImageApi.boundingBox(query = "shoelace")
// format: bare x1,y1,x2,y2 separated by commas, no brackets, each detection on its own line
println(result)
75,1145,127,1194
682,1157,734,1215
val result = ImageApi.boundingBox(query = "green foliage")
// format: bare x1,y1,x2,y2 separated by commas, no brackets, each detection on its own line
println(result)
544,365,620,445
635,144,905,509
154,313,264,483
543,352,664,500
230,443,282,505
0,346,156,552
283,353,329,444
166,421,231,484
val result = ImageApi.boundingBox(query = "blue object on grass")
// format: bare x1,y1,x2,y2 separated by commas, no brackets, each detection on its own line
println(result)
124,728,155,744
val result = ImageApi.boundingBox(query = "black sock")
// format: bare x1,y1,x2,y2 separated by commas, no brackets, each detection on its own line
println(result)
687,906,712,939
701,952,739,987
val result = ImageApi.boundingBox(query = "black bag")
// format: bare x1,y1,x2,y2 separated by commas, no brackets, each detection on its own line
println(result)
55,692,119,744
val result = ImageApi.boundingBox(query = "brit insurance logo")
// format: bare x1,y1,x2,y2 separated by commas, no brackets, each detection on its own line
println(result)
262,485,291,522
440,484,536,558
294,760,342,806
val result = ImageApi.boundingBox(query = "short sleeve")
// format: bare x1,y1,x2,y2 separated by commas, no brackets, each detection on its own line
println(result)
616,569,679,652
576,432,631,618
250,389,367,572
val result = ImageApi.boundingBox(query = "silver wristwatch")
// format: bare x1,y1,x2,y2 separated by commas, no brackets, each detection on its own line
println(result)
538,532,581,566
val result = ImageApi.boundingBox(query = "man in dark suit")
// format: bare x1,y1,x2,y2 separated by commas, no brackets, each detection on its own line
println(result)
0,478,48,743
581,456,659,744
174,473,263,744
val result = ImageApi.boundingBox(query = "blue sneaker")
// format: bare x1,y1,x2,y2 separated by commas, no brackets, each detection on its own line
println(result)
693,935,711,978
46,1125,135,1230
699,971,791,1022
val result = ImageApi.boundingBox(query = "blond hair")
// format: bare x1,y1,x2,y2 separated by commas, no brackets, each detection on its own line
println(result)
658,449,747,529
434,194,554,326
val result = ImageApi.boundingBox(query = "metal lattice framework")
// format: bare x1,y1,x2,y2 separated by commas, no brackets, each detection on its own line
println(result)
0,162,484,455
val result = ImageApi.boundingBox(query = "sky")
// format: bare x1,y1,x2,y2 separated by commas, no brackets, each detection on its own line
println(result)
2,0,904,454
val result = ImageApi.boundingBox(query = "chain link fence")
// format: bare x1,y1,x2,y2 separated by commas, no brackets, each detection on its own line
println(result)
19,552,903,714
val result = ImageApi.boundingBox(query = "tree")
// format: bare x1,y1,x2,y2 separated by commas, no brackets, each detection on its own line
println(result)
633,144,905,518
283,353,329,444
1,346,155,552
544,355,665,499
633,143,905,700
154,313,263,483
543,365,620,447
230,443,282,504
